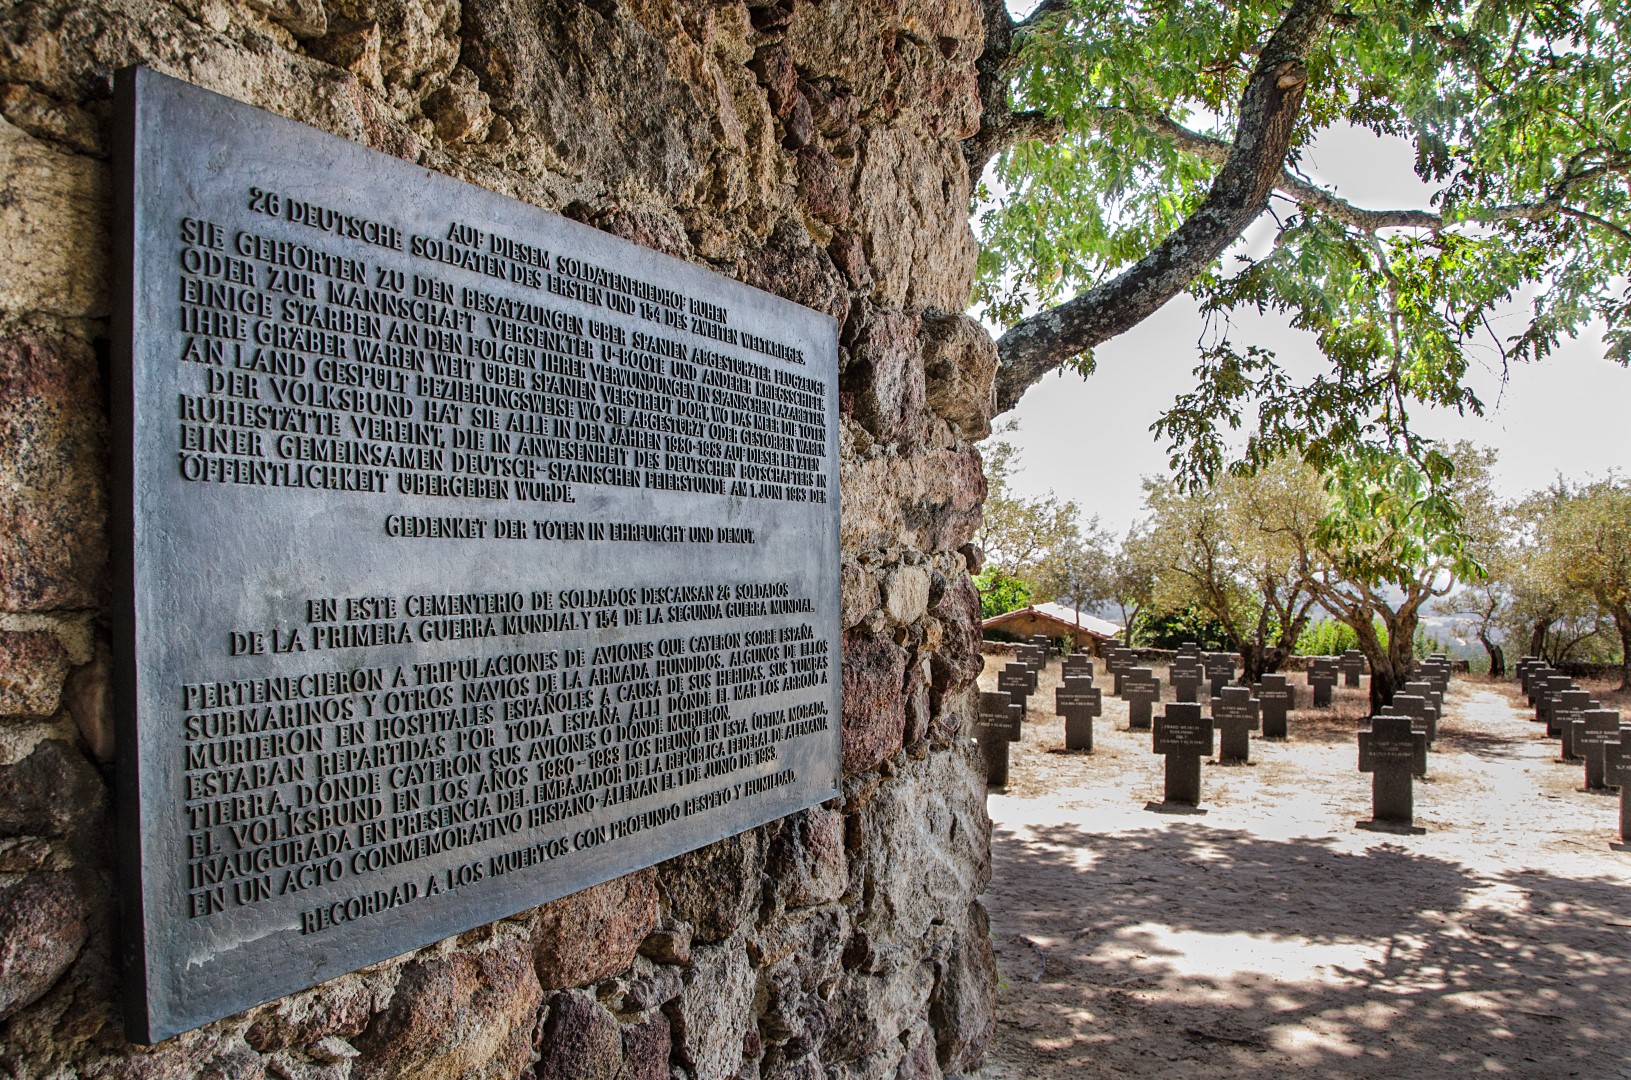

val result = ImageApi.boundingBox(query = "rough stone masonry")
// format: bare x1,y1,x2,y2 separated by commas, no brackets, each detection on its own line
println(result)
0,1,1002,1076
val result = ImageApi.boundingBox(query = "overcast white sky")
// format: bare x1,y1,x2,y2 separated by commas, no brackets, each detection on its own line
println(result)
988,124,1631,538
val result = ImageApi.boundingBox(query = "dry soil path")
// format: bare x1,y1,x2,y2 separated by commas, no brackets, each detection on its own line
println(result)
973,659,1631,1079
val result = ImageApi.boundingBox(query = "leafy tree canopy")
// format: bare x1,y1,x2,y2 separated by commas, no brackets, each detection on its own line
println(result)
970,0,1631,484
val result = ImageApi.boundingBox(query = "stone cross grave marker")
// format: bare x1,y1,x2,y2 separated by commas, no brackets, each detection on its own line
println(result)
1538,675,1573,727
1170,659,1204,704
1062,654,1095,680
1308,658,1339,707
1554,689,1598,762
1525,665,1556,706
1359,713,1429,827
1604,738,1631,844
1211,686,1261,764
1573,708,1625,791
976,691,1020,786
1055,676,1103,752
1372,706,1430,776
1255,674,1295,739
997,662,1032,704
1028,634,1054,656
1107,648,1135,695
1014,646,1043,690
1403,679,1443,730
1516,657,1541,695
1177,641,1202,657
1340,650,1366,687
1392,693,1437,745
1153,702,1213,806
1122,667,1162,731
1204,653,1235,697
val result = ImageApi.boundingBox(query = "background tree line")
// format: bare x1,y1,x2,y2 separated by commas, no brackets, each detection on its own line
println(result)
979,434,1631,706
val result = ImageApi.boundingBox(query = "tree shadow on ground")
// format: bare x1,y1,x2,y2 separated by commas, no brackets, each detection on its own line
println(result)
982,822,1631,1078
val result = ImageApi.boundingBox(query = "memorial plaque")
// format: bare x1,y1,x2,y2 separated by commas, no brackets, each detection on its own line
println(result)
1255,674,1294,739
113,69,842,1041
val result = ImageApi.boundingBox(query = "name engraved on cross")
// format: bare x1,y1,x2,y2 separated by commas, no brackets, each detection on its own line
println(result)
997,662,1032,705
1203,653,1234,697
975,691,1019,787
1170,659,1203,704
1340,650,1365,687
1603,737,1631,844
1121,667,1162,732
1358,713,1428,828
1054,676,1102,752
1211,685,1260,765
114,69,842,1042
1061,654,1094,680
1538,675,1575,732
1308,658,1339,707
1554,689,1597,763
1254,674,1294,739
1107,648,1135,696
1153,702,1212,807
1574,708,1626,791
1392,692,1438,746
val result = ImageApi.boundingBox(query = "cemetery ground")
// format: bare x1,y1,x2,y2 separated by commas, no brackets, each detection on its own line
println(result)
973,654,1631,1078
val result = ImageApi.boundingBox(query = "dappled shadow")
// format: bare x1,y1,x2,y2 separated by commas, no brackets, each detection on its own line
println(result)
981,821,1631,1077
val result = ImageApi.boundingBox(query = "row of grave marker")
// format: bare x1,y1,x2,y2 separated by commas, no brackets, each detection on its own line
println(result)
1515,657,1631,844
977,640,1472,829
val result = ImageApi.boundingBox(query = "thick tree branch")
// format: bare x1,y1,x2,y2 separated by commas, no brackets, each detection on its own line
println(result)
993,0,1334,414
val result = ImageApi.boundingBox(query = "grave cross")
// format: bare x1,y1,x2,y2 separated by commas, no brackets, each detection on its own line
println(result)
1308,658,1339,707
1107,648,1137,696
1211,686,1261,764
1012,647,1043,692
1391,693,1437,745
1054,676,1103,752
1170,660,1204,704
1203,653,1235,697
1526,666,1557,707
1554,689,1599,762
1062,654,1095,680
975,691,1020,787
1340,650,1366,687
1573,708,1626,791
1604,738,1631,843
1254,674,1295,739
1121,667,1162,731
1153,702,1213,806
1027,634,1054,657
1537,675,1574,729
996,663,1032,704
1359,713,1429,826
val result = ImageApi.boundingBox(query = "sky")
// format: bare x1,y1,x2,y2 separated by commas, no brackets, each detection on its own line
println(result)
988,124,1631,539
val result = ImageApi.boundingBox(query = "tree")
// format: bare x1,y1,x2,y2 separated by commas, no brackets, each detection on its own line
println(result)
968,0,1631,482
1108,526,1159,645
1033,518,1116,624
1542,477,1631,689
1288,443,1499,708
976,425,1082,586
1137,460,1325,681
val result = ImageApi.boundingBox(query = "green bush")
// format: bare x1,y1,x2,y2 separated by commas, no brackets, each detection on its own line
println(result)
974,568,1032,620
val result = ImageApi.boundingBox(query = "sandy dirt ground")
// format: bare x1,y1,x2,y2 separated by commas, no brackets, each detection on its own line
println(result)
972,656,1631,1079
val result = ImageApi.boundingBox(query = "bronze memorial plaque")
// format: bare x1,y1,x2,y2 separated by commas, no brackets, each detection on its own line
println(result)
112,68,840,1041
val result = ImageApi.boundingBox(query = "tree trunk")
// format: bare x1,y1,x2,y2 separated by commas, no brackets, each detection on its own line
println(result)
1477,629,1505,677
990,0,1334,412
1527,619,1553,662
1617,612,1631,692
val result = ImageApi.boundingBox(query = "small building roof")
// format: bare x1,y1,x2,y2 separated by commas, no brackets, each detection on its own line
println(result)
982,602,1122,640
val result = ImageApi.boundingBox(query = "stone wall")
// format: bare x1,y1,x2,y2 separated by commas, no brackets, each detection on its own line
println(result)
0,1,999,1077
